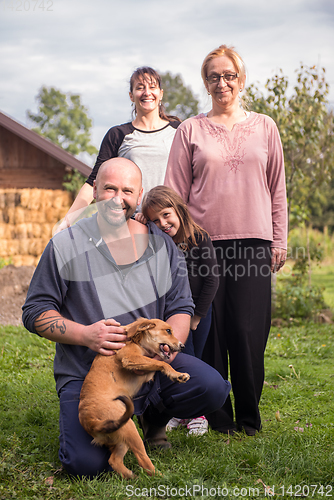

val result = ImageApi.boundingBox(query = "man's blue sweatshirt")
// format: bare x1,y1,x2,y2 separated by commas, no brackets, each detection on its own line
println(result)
22,215,194,394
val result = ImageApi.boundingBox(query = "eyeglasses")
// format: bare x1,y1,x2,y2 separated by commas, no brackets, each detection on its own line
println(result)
206,72,239,84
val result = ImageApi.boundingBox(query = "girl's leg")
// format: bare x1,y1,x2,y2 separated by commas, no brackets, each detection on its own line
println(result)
192,305,212,359
202,241,235,433
182,330,195,356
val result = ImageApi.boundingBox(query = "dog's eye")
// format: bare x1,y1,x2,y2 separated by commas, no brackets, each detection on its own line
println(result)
166,329,172,335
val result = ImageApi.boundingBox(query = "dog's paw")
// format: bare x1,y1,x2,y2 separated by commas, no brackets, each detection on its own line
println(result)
150,468,162,477
175,372,190,383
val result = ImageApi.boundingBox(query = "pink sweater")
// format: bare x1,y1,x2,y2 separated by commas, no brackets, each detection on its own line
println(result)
165,112,287,249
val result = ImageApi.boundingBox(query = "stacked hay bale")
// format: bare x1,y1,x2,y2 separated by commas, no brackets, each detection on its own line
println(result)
0,188,72,266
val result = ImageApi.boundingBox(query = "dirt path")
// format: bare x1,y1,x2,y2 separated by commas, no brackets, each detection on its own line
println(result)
0,265,35,326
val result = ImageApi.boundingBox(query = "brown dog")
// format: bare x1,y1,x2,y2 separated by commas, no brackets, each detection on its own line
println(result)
78,317,190,479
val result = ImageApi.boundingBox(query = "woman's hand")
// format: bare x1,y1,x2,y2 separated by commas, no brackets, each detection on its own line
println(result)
53,216,70,235
271,247,287,273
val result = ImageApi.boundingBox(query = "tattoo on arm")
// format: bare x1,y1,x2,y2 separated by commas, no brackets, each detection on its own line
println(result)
35,313,66,335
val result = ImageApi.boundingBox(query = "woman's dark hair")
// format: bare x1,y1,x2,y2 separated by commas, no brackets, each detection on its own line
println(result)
129,67,181,122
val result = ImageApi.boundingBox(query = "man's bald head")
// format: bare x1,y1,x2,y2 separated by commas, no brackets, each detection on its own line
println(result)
96,157,142,189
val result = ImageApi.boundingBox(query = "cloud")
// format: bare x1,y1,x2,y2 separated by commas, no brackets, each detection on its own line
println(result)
0,0,333,150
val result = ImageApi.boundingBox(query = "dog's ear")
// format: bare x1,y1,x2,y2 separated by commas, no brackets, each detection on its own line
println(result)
124,318,156,338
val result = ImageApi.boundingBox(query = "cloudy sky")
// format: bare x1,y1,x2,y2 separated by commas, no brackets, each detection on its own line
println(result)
1,0,333,161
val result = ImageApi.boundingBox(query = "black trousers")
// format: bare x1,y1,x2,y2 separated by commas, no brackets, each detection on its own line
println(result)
203,239,272,433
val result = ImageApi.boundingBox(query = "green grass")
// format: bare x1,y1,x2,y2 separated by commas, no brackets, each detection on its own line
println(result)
0,257,12,270
1,324,334,499
311,263,334,310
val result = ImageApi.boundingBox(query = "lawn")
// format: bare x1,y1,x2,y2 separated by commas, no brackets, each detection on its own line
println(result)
311,263,334,310
0,323,333,500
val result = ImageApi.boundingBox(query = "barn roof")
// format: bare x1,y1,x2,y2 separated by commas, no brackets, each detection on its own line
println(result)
0,110,92,177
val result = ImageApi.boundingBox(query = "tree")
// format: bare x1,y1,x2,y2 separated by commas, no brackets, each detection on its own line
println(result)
161,72,199,121
27,86,98,158
27,86,98,196
245,64,334,229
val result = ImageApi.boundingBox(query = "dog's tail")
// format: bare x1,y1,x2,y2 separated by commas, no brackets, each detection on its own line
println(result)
97,395,134,434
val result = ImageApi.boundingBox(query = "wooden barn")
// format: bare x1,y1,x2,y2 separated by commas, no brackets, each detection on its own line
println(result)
0,110,92,266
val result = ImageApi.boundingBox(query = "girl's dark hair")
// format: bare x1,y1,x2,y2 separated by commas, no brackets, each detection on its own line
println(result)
141,185,207,248
129,67,181,122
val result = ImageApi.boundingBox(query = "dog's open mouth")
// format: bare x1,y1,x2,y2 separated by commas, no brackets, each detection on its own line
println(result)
159,343,173,359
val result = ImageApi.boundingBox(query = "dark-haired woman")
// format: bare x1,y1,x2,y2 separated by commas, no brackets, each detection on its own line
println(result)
56,67,180,232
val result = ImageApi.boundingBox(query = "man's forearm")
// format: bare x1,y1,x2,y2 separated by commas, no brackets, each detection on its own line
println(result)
34,310,127,355
34,310,85,345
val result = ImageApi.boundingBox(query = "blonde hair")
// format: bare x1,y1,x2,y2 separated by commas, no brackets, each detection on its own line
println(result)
142,186,207,248
201,44,246,88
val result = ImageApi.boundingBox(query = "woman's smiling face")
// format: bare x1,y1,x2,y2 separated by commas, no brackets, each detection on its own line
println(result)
129,75,163,115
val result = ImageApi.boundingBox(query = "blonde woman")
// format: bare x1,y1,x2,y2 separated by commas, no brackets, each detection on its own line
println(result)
165,45,287,436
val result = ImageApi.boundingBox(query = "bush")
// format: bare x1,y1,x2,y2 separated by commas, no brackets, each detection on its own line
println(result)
274,281,327,320
288,226,334,262
273,227,328,320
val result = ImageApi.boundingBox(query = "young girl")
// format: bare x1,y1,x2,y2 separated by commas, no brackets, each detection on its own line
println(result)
140,185,219,436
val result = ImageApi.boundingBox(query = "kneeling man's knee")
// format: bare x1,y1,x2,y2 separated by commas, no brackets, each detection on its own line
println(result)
61,453,112,478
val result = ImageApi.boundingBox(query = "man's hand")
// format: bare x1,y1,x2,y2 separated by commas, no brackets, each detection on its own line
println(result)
271,247,287,273
34,311,127,356
82,318,127,356
190,315,201,331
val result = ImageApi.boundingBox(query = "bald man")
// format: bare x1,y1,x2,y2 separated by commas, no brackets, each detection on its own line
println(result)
23,158,230,477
